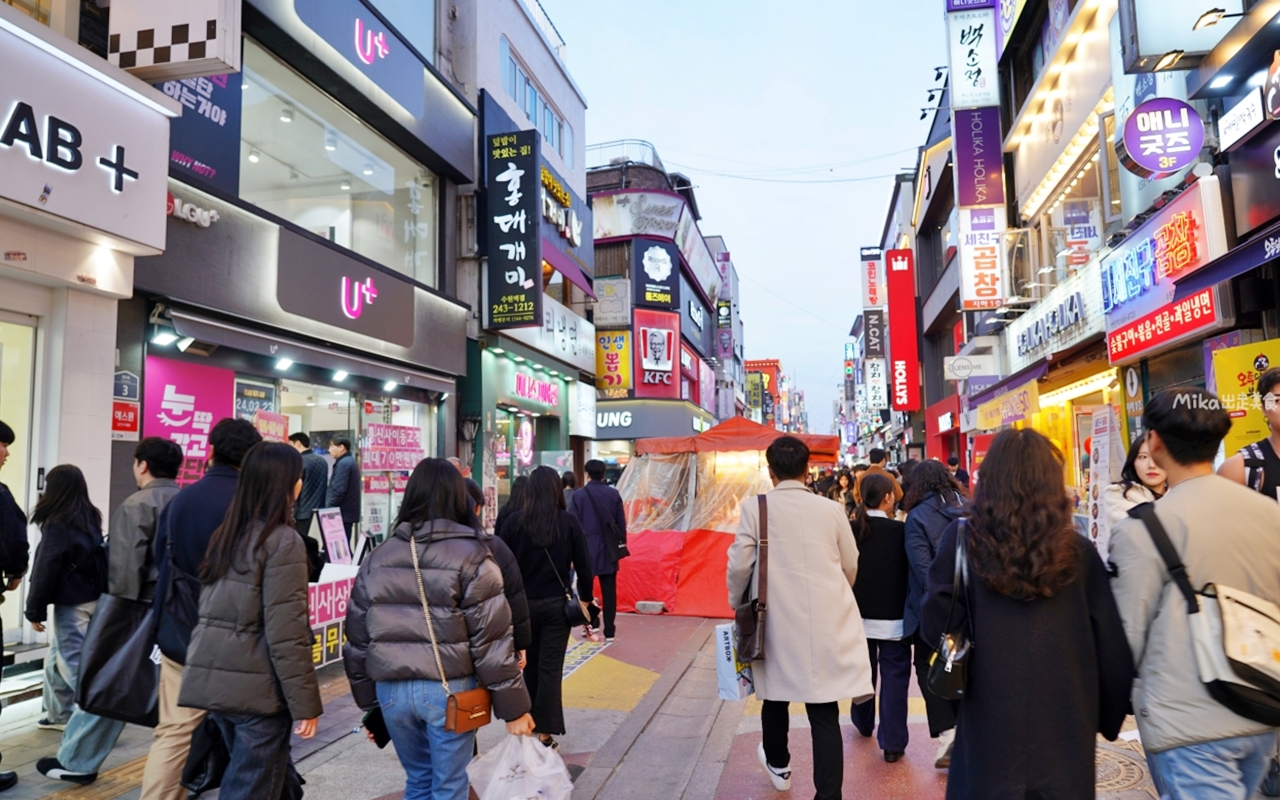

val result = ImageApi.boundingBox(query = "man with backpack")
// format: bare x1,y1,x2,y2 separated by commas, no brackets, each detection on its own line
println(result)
140,419,260,800
1110,388,1280,798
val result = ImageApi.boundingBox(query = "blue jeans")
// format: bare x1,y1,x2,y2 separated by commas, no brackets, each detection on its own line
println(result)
377,677,479,800
210,712,294,800
57,707,125,774
851,637,912,752
1150,731,1280,800
44,602,95,723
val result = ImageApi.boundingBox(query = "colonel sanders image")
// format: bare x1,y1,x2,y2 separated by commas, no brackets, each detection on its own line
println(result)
641,326,673,372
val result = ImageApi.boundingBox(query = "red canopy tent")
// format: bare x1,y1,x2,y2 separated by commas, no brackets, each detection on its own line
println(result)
612,416,841,618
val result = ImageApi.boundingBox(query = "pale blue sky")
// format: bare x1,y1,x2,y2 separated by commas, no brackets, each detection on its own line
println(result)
540,0,947,432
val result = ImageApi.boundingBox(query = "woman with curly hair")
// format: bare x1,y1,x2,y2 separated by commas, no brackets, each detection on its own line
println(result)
922,429,1133,799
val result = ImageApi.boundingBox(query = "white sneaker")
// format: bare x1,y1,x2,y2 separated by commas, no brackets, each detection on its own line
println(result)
935,728,956,769
757,741,791,791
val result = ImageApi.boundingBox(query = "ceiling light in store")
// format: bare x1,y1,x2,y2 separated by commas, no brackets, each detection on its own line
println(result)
340,180,351,191
150,329,178,346
280,106,294,123
507,407,520,413
563,374,575,382
175,337,196,352
248,148,260,163
491,347,505,354
1154,50,1185,71
1038,372,1119,407
1193,8,1227,30
512,356,525,363
362,164,374,175
332,370,348,381
275,358,293,370
1209,74,1234,89
306,402,315,407
530,413,540,417
549,370,559,376
384,381,398,391
533,363,544,370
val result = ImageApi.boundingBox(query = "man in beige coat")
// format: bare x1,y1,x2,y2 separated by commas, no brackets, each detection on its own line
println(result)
728,436,874,800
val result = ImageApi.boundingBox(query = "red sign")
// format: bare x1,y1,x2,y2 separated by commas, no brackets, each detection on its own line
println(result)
251,410,289,443
1107,288,1218,363
112,401,140,437
633,308,681,399
886,249,921,411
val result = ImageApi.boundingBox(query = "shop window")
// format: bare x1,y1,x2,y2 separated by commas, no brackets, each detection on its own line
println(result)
3,0,48,24
1100,113,1123,225
542,263,567,305
369,0,436,64
1037,150,1104,290
0,318,34,638
239,40,440,286
359,394,437,543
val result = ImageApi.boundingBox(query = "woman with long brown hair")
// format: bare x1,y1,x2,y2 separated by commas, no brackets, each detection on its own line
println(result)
922,429,1133,799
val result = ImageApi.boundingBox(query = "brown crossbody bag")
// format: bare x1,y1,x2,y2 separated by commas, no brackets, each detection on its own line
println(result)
734,495,768,660
409,533,492,733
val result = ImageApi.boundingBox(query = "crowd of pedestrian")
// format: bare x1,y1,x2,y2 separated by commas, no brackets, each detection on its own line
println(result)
733,379,1280,800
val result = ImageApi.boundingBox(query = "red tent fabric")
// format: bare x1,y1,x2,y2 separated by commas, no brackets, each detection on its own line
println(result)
634,415,840,463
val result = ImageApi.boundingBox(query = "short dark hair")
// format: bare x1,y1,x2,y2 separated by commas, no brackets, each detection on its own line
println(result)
1143,388,1231,466
1259,368,1280,399
868,448,887,465
331,436,353,453
209,418,262,468
0,420,15,446
585,459,606,481
947,456,959,467
395,459,473,530
134,437,184,479
766,436,810,480
562,471,576,489
464,477,484,510
288,432,311,449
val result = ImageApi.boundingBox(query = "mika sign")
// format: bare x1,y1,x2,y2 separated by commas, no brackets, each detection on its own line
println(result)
1118,98,1204,180
885,249,921,411
485,130,541,329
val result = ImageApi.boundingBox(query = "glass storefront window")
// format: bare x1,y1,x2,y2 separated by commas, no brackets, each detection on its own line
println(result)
0,318,34,638
3,0,48,24
1039,152,1104,289
240,40,440,286
360,396,436,544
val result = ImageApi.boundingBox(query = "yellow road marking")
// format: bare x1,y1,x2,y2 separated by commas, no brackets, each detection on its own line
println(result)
563,654,660,712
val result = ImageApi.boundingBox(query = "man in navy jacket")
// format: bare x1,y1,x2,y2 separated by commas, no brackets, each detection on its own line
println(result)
569,460,627,641
325,436,360,541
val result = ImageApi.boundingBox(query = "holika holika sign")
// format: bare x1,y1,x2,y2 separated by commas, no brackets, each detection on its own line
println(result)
485,130,541,328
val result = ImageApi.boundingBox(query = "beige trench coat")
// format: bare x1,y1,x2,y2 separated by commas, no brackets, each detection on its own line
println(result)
726,480,874,704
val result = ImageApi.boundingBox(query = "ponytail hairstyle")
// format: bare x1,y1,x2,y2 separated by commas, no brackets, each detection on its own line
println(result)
852,473,895,544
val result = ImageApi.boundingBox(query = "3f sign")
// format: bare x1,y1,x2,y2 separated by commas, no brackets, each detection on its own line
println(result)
0,101,138,192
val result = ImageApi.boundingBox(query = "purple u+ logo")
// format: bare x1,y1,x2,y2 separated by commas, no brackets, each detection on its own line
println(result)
354,18,390,65
341,277,379,319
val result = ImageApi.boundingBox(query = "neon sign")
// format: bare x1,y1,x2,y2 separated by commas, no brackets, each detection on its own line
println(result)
354,18,390,65
514,372,559,406
341,276,378,319
1102,210,1201,313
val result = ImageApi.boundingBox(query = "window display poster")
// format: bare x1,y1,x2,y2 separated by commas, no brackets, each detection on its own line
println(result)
157,72,243,195
144,356,236,486
1213,339,1280,458
235,381,276,421
252,410,289,443
1087,408,1114,560
316,508,353,564
362,423,425,471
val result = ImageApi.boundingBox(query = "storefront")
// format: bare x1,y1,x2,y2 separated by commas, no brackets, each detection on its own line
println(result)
924,395,962,465
0,6,178,641
591,398,716,481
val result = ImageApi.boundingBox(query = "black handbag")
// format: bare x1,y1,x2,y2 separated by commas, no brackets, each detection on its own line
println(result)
583,485,629,562
927,520,973,701
180,716,229,797
156,532,201,663
544,548,590,627
75,594,160,727
734,495,769,661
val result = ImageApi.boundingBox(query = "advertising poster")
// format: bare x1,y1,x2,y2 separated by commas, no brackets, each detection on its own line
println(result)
595,331,632,392
361,423,425,471
251,410,289,443
486,130,541,328
1213,340,1280,458
316,508,353,565
308,571,357,667
1087,408,1114,560
157,72,242,195
144,356,235,485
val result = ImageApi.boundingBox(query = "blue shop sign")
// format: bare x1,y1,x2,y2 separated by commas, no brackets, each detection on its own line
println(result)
156,72,242,195
294,0,425,119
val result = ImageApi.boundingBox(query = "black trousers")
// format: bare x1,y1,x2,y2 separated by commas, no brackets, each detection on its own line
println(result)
525,597,571,735
589,572,617,638
912,632,957,737
761,700,842,800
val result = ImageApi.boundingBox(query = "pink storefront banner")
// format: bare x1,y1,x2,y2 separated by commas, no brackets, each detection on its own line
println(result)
308,577,355,627
362,423,423,472
252,410,289,442
144,356,236,485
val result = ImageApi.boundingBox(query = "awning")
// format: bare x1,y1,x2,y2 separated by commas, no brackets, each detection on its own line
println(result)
543,238,596,299
169,308,456,394
1173,216,1280,301
969,359,1049,407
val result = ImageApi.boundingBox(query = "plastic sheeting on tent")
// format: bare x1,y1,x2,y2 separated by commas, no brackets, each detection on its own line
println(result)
613,416,841,618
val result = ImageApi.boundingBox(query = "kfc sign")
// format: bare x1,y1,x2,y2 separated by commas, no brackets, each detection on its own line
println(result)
633,308,680,398
886,249,921,410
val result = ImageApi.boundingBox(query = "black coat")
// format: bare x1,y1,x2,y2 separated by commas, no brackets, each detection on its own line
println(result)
325,453,361,525
923,521,1134,800
0,482,29,582
852,516,909,623
25,521,104,622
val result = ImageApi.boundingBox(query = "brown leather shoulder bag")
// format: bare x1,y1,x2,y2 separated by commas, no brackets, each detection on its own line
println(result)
734,494,768,661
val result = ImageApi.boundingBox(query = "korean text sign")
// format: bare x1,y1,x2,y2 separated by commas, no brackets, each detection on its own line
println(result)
361,423,424,471
860,247,885,309
959,206,1008,310
486,131,541,328
1119,98,1204,180
948,8,1000,109
885,250,921,411
157,72,242,195
596,331,633,391
143,357,235,485
866,357,889,410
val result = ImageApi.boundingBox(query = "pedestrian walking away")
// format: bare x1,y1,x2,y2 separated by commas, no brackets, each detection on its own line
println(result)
141,417,260,800
1112,388,1280,800
569,459,628,642
922,429,1133,800
466,477,533,661
902,459,966,766
179,441,321,800
0,420,32,793
499,465,593,751
344,459,534,800
727,435,873,800
849,473,913,763
37,438,183,785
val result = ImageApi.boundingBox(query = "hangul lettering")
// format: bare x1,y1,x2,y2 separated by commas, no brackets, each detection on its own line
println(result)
159,385,195,426
1164,131,1191,153
192,411,213,433
1139,133,1165,157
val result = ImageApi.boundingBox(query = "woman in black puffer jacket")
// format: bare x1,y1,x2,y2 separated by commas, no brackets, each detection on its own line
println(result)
344,459,533,800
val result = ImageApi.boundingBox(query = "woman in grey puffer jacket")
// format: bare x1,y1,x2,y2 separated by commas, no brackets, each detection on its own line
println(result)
344,459,534,800
179,442,321,800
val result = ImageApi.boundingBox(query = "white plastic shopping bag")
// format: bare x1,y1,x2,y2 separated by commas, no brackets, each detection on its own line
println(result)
715,622,754,701
467,734,574,800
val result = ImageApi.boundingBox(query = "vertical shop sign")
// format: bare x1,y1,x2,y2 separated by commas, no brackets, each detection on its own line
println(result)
947,7,1000,109
1117,98,1205,180
596,331,633,392
959,207,1008,310
144,356,235,485
866,357,889,410
633,239,681,310
112,370,141,442
486,130,541,328
633,309,681,399
1213,340,1280,459
860,247,885,309
953,107,1005,207
885,249,921,411
864,309,887,359
746,372,764,411
157,72,242,194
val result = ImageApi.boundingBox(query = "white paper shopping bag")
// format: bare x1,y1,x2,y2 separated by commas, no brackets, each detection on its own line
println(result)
715,622,754,701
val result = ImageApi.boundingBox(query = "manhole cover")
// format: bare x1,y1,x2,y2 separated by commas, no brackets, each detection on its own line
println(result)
1096,748,1146,791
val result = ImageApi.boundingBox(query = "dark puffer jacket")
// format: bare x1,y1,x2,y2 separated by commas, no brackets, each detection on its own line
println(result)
343,520,530,722
178,524,322,721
